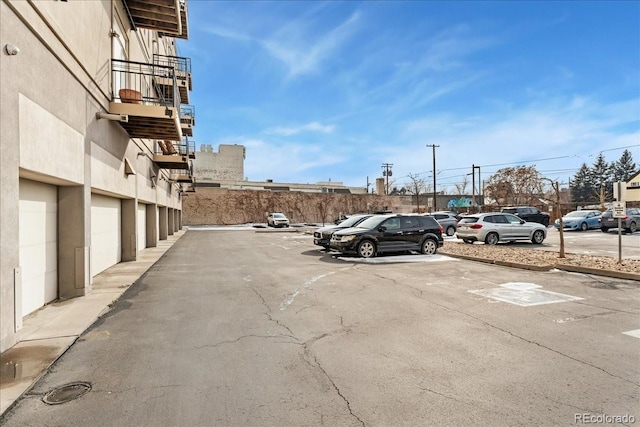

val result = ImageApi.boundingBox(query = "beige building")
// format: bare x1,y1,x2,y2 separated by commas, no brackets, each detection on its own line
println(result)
195,144,245,182
626,171,640,203
1,0,195,352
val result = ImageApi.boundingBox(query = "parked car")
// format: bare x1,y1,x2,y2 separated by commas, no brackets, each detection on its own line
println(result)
554,210,602,231
600,208,640,233
266,212,290,228
334,214,350,225
500,206,550,226
314,214,372,249
428,212,459,236
329,214,443,258
456,213,547,245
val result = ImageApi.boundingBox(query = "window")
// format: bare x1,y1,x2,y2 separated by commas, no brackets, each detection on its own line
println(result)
384,217,401,230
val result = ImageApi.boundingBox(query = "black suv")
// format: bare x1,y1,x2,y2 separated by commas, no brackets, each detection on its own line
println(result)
329,214,443,258
500,206,550,226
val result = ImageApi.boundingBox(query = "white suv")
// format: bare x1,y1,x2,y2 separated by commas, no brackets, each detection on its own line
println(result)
267,212,290,228
456,213,546,245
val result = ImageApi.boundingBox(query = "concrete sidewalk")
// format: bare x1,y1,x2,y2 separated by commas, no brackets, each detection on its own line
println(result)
0,231,186,416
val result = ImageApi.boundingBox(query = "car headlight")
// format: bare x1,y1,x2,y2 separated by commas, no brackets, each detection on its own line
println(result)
339,235,356,242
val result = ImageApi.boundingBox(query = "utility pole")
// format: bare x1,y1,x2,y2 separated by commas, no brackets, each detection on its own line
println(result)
470,164,481,211
381,163,393,195
366,176,370,193
426,145,439,212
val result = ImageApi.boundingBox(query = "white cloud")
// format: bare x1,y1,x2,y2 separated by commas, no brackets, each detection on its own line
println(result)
261,11,362,78
265,122,335,136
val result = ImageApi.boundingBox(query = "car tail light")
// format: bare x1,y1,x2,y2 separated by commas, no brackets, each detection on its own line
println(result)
470,224,483,229
439,225,444,233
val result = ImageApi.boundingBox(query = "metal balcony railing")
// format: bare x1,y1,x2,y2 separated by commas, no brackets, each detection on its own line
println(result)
180,105,195,125
153,54,191,75
155,138,195,158
111,59,180,109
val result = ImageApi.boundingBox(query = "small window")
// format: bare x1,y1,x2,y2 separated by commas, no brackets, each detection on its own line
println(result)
384,217,401,230
493,215,510,224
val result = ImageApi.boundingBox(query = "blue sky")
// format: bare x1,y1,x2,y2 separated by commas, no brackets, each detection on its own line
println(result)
178,1,639,192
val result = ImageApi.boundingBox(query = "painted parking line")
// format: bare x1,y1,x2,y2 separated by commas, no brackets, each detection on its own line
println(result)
622,329,640,339
470,282,583,306
336,254,458,264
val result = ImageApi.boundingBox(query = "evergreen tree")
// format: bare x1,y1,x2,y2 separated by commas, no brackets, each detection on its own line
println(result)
612,149,637,183
570,163,593,203
589,153,613,203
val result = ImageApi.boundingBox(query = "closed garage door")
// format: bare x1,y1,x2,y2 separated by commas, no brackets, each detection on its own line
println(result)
137,203,146,252
91,194,121,276
19,179,58,316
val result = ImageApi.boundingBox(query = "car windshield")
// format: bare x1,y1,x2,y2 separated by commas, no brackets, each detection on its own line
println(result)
340,215,368,227
273,213,286,219
355,216,388,229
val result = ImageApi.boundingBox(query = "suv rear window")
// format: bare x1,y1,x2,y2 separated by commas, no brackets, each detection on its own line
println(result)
459,217,479,224
418,216,439,228
501,208,516,214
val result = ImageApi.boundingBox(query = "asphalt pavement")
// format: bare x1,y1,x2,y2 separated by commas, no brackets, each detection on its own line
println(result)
0,228,640,425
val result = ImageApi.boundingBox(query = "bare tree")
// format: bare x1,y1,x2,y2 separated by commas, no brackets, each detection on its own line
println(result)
543,179,565,258
485,166,544,205
454,175,469,195
316,194,334,225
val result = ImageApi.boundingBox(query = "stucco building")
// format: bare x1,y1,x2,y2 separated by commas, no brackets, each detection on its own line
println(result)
1,0,195,352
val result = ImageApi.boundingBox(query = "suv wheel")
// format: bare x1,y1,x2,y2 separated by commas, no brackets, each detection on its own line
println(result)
531,230,544,244
542,218,549,227
601,227,609,233
357,240,376,258
445,226,455,236
628,222,637,233
485,232,499,245
421,238,437,255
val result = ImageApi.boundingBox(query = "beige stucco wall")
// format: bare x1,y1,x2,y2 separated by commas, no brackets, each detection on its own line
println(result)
626,173,640,202
1,0,185,352
194,144,245,182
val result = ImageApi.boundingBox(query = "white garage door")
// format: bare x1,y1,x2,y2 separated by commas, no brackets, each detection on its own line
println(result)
19,179,58,316
91,194,121,276
137,203,146,252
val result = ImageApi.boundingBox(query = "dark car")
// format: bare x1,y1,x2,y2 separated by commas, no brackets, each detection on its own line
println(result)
429,212,459,236
501,206,550,226
329,214,443,258
314,214,372,249
600,208,640,233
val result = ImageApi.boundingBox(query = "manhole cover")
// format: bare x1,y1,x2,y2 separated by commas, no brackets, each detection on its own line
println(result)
42,382,91,405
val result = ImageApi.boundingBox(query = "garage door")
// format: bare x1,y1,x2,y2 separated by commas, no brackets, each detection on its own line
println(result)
19,179,58,316
91,194,121,276
137,203,146,252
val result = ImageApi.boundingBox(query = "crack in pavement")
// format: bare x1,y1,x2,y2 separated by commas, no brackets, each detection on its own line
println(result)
302,333,366,426
194,334,300,349
251,287,295,336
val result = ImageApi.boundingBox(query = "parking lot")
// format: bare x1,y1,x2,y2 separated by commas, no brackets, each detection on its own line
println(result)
3,229,638,426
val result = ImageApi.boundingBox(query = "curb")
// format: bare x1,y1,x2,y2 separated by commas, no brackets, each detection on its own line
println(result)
440,252,640,282
554,264,640,282
441,253,553,272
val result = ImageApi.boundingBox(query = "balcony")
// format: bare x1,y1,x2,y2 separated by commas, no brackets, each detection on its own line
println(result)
170,167,194,183
109,59,181,140
123,0,187,38
159,0,189,40
180,105,195,136
153,138,194,170
154,54,191,105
